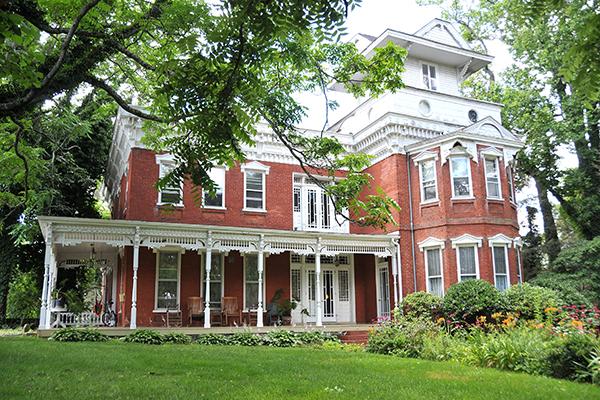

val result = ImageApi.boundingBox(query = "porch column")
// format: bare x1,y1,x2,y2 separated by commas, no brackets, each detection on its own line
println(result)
256,235,264,328
391,250,399,310
315,238,322,327
44,245,57,329
39,225,52,329
204,231,212,328
394,238,403,303
130,227,140,329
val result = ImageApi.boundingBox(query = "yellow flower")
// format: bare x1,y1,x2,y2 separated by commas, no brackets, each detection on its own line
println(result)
492,312,503,320
477,316,487,323
571,320,584,329
545,307,558,313
436,317,445,325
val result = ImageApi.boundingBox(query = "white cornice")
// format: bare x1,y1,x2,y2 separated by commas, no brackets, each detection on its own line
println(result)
418,237,446,251
450,234,483,248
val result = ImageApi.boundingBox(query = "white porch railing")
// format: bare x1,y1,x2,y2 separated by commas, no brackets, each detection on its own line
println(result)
52,312,103,328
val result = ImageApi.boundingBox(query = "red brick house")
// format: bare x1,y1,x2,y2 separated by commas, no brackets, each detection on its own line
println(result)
37,19,523,330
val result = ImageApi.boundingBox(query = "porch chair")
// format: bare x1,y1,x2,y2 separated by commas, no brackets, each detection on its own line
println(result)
187,296,204,326
221,296,242,326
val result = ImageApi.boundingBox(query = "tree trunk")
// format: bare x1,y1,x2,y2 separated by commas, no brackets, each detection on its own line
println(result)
534,177,561,263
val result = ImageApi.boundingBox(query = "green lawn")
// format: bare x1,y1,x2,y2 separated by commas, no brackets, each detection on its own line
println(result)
1,337,598,400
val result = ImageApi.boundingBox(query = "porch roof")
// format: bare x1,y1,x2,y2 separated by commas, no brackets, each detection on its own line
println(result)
38,216,397,257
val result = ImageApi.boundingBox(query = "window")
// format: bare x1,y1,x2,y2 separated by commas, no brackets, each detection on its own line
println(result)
457,246,478,281
244,254,260,310
493,246,509,291
155,252,180,310
450,157,472,198
422,63,437,90
485,157,501,199
338,270,349,301
419,159,438,202
291,269,301,302
201,254,223,309
425,248,444,296
293,187,301,212
516,245,523,284
507,166,515,203
203,168,225,208
157,161,182,205
241,162,270,211
245,171,265,210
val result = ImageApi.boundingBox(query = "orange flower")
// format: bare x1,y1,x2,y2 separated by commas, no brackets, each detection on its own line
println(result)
545,307,558,313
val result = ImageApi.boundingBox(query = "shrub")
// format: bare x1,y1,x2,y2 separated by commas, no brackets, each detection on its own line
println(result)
420,332,470,362
162,332,192,344
319,341,364,352
295,331,340,345
228,332,262,346
124,329,164,345
6,271,39,323
50,327,109,342
401,291,443,320
366,317,438,357
467,327,555,375
503,283,560,320
196,333,230,345
546,332,599,380
575,346,600,384
444,280,501,325
262,330,299,347
532,272,593,307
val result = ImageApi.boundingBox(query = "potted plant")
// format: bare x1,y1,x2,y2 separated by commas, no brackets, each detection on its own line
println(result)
51,288,64,309
277,298,297,325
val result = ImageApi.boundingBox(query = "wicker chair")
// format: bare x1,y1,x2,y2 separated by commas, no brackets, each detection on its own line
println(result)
187,297,204,326
221,296,242,326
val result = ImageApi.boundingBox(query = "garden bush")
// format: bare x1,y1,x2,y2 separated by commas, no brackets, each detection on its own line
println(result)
366,317,438,357
123,329,164,345
503,283,560,320
467,327,555,375
295,331,340,345
401,291,443,320
420,332,470,362
228,331,262,346
532,272,593,307
444,280,502,324
546,332,599,381
162,332,192,344
50,327,109,342
6,271,39,323
262,330,299,347
196,333,230,345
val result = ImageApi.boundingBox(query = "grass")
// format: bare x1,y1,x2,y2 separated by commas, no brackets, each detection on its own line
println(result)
1,337,599,400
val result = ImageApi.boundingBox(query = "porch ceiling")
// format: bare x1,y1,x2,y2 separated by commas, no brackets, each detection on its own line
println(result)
38,216,397,257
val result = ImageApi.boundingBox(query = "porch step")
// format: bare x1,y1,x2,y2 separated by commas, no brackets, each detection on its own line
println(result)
339,330,369,345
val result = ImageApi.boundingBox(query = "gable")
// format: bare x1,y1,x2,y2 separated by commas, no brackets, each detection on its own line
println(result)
414,19,471,50
459,116,520,142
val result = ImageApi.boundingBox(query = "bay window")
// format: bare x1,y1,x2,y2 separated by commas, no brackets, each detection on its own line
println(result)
450,156,472,198
419,159,438,202
155,252,180,310
203,168,226,208
492,245,509,291
485,157,501,199
457,246,478,281
425,247,444,296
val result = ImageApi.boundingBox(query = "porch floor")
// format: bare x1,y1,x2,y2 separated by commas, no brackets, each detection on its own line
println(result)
37,323,373,338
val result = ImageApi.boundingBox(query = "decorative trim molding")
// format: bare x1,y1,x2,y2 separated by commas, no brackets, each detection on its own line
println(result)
450,233,483,248
412,150,439,165
418,237,446,251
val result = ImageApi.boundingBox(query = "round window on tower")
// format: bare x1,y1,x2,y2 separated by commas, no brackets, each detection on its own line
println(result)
468,109,478,123
419,100,431,116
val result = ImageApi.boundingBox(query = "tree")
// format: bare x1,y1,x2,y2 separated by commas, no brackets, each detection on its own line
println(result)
1,0,408,229
522,206,544,281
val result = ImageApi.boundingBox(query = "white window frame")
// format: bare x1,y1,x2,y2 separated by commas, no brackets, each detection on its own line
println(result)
424,247,444,296
241,161,270,212
200,252,225,310
491,245,510,291
514,237,523,283
413,150,439,204
449,156,473,199
484,156,502,200
154,250,182,312
488,234,514,290
243,253,266,311
451,234,483,282
156,155,184,207
506,165,516,204
202,167,227,209
421,61,438,91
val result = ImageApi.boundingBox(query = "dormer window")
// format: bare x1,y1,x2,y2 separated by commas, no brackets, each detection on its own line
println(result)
422,63,437,91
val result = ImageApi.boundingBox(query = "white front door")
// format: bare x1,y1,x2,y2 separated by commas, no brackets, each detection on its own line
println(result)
376,262,391,318
290,255,354,324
